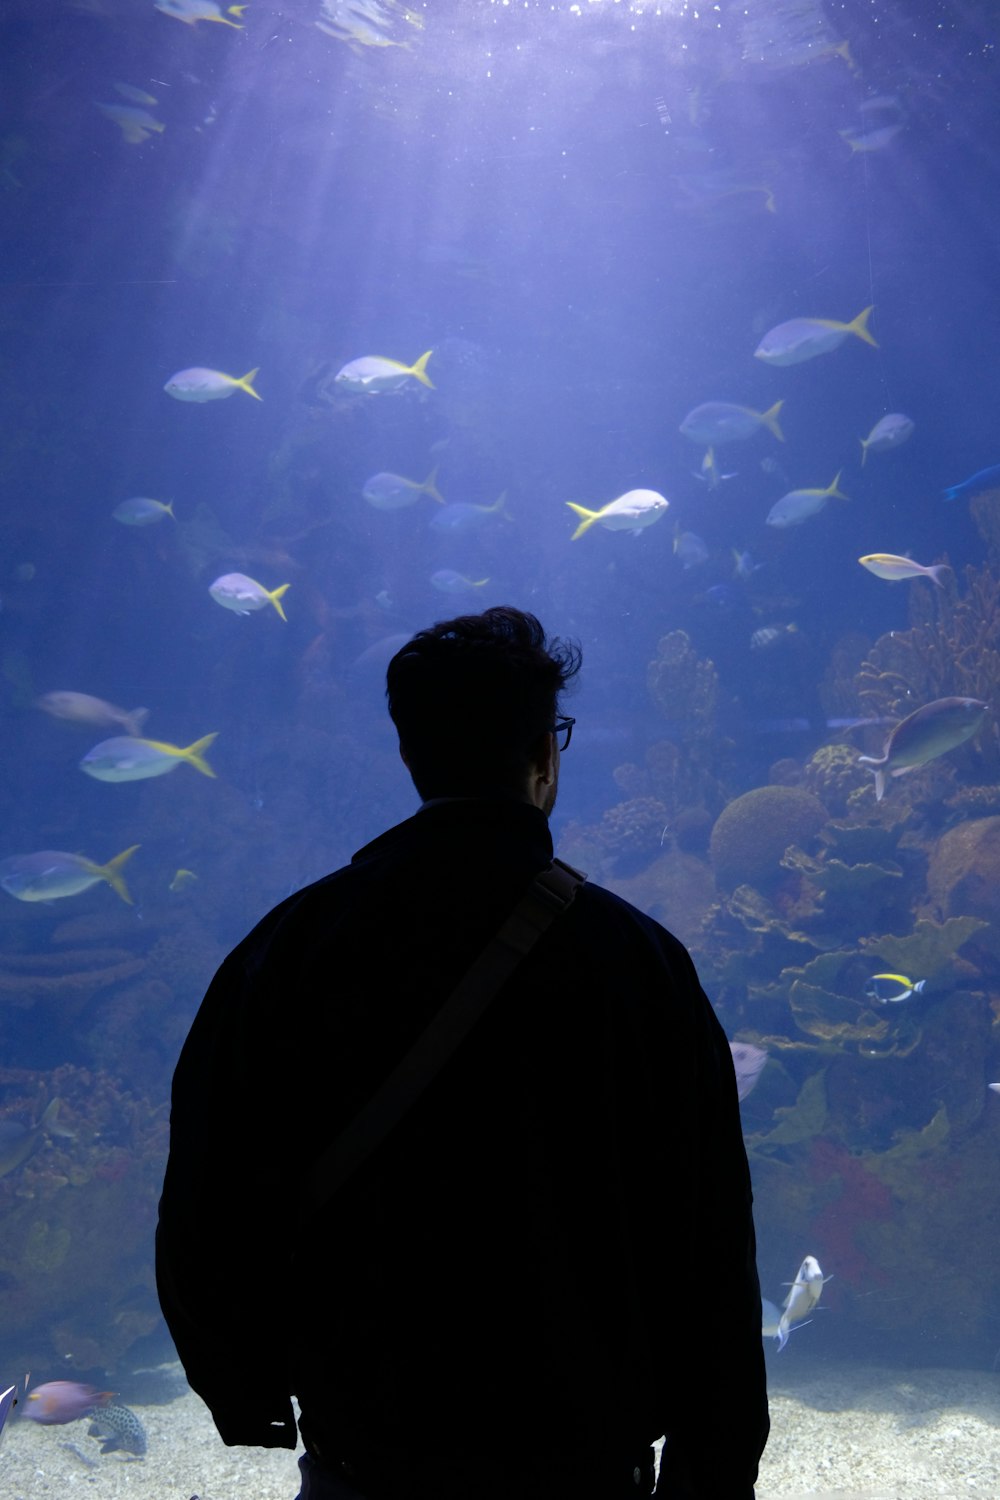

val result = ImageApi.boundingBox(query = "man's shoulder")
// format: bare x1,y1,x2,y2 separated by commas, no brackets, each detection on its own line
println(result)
571,877,693,964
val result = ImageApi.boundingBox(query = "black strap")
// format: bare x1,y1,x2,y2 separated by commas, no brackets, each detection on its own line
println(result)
299,858,586,1224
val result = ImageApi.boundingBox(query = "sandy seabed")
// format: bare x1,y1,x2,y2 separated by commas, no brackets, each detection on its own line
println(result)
1,1359,998,1499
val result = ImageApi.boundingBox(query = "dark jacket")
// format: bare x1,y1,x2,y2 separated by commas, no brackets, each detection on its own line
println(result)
156,799,768,1493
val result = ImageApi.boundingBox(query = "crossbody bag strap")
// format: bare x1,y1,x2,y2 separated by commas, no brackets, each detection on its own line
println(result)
298,858,587,1227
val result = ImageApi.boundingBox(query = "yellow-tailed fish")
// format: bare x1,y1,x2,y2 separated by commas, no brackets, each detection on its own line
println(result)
680,399,784,446
363,466,444,509
430,570,489,594
754,307,877,366
567,489,669,540
80,734,218,782
164,366,260,402
154,0,248,27
766,473,848,528
169,869,198,893
95,103,165,145
0,846,140,903
209,573,289,619
112,497,175,526
333,350,434,394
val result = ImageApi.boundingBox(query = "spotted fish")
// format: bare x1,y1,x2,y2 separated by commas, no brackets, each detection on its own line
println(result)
88,1402,148,1456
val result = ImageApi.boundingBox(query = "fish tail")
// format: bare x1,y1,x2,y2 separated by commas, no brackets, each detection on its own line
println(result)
267,584,291,621
493,490,513,521
122,707,150,737
99,845,141,904
229,3,249,13
828,471,850,501
212,9,244,24
859,437,868,467
181,734,219,778
848,305,878,348
165,500,176,520
566,502,598,540
943,484,960,502
422,465,445,505
761,400,784,441
408,350,435,389
235,367,262,399
927,564,950,588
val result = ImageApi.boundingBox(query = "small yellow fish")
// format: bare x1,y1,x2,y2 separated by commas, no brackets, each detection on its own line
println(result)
169,869,198,893
164,367,261,403
858,554,948,587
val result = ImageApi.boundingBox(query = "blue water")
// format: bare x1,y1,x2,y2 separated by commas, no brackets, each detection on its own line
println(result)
2,0,1000,1444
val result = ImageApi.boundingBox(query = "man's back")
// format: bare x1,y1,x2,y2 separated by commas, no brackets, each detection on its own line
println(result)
158,797,767,1492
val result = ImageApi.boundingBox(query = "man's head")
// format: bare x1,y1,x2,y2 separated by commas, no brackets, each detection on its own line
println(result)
386,606,581,810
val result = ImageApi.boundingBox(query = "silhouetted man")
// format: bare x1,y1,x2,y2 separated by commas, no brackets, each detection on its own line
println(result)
157,606,768,1499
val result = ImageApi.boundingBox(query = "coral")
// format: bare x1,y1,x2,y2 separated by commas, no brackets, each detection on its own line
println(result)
603,848,717,950
709,785,828,891
856,562,1000,785
597,798,670,868
803,742,871,815
0,1063,167,1374
0,949,145,1010
781,845,905,936
926,816,1000,924
943,783,1000,818
749,1069,828,1150
861,916,990,977
970,488,1000,566
647,629,718,737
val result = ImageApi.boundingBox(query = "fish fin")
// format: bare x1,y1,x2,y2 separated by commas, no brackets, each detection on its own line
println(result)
122,708,150,737
873,768,885,801
828,471,850,501
928,564,949,588
165,500,176,520
181,734,219,778
761,400,784,441
235,367,261,399
267,583,291,621
422,465,445,504
408,350,435,389
943,484,959,502
566,502,598,540
493,490,513,521
99,845,141,904
859,437,868,467
229,3,249,13
848,305,878,348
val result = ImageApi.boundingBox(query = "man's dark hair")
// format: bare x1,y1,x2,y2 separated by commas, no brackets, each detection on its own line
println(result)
386,606,582,800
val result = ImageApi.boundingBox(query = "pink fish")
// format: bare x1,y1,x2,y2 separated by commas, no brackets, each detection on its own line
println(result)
23,1381,112,1425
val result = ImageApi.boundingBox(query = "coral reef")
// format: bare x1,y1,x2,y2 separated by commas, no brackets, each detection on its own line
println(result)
856,562,1000,786
0,949,145,1012
926,816,1000,924
0,1063,167,1375
709,785,828,891
596,797,670,871
803,743,871,816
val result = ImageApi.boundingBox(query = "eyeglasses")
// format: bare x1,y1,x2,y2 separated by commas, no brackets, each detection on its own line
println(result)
552,716,575,752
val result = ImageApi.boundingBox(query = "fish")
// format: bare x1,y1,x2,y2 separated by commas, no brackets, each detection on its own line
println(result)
732,549,762,580
23,1382,113,1425
864,973,926,1005
776,1255,828,1351
169,869,198,892
0,846,139,903
80,734,217,782
858,696,988,800
87,1402,148,1457
673,526,709,569
729,1041,768,1101
430,570,490,594
766,472,849,528
95,104,165,145
112,497,175,527
363,467,444,510
164,367,260,402
154,0,247,27
989,1083,1000,1094
113,83,158,106
209,573,290,619
761,1298,782,1341
0,1100,60,1179
858,554,948,586
566,489,669,540
333,350,434,394
859,413,914,465
694,447,737,490
841,121,905,152
943,463,1000,503
680,399,784,446
36,691,149,737
754,307,877,366
750,623,798,651
429,492,511,535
